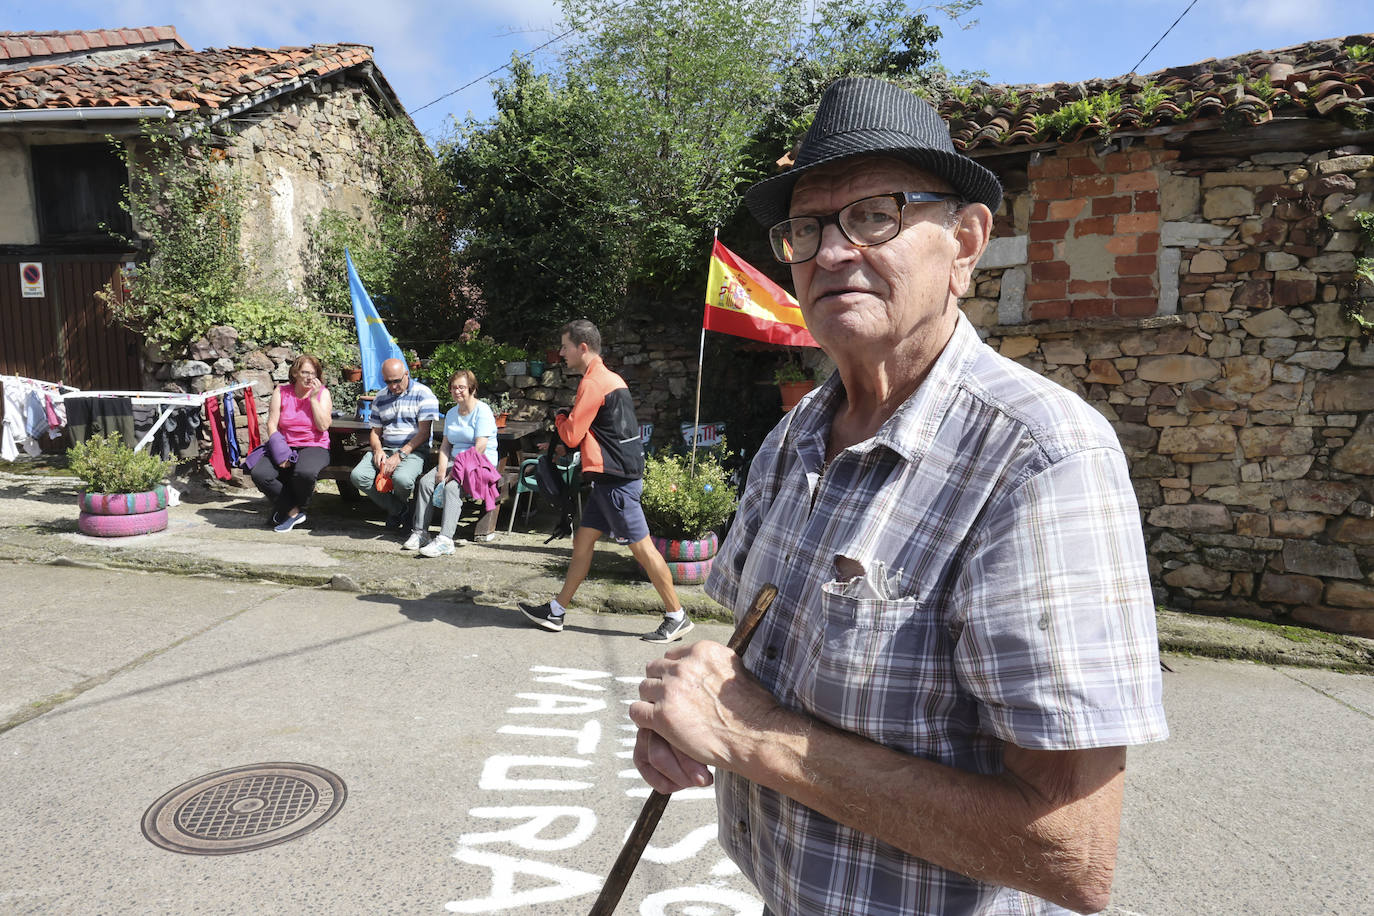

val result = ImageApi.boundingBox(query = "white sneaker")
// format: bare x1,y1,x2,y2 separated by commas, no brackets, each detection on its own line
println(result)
419,535,456,557
401,531,426,551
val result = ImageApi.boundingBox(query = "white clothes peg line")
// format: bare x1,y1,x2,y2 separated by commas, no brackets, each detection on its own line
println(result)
61,382,253,452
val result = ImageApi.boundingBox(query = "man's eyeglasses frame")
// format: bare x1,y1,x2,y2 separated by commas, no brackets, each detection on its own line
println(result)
768,190,963,264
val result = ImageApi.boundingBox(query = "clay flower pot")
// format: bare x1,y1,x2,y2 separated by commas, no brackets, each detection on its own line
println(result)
779,379,815,411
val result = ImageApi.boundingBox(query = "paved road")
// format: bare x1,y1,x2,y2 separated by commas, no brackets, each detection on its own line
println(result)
2,565,1371,915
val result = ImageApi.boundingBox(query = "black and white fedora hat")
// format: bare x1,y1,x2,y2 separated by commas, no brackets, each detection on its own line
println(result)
744,77,1003,227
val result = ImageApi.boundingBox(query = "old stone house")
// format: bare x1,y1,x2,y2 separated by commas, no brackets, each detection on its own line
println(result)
928,34,1374,637
0,26,407,388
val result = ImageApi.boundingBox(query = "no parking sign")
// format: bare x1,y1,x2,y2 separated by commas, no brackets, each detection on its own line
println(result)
20,262,44,298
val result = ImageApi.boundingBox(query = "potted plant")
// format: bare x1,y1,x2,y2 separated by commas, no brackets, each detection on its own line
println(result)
639,447,738,584
66,434,174,536
489,392,515,428
774,359,814,411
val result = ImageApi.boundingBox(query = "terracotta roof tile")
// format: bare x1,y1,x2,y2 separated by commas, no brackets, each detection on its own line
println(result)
939,34,1374,151
0,26,190,62
0,42,381,117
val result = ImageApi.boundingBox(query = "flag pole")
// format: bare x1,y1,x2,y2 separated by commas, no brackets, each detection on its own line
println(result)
689,230,716,478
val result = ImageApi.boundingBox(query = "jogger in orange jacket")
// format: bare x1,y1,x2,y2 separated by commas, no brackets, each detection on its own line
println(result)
519,319,692,644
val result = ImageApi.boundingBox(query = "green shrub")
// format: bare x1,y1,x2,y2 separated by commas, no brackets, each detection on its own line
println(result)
220,293,353,368
640,448,738,541
419,320,527,399
67,434,172,494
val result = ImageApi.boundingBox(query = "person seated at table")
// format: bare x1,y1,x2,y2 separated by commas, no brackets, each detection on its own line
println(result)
248,355,332,532
405,369,501,556
349,357,441,533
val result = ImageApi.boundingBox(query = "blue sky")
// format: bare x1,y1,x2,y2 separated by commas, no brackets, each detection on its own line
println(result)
5,0,1371,143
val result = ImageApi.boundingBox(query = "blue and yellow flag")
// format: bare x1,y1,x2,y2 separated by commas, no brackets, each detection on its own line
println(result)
346,249,404,392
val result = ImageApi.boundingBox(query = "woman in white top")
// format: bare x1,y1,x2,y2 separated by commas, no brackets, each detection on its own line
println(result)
405,368,498,556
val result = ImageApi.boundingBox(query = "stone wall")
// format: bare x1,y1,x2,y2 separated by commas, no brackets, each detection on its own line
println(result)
143,325,301,456
227,79,388,292
971,141,1374,637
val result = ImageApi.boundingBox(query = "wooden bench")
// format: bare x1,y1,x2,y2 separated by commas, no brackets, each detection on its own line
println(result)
323,422,520,538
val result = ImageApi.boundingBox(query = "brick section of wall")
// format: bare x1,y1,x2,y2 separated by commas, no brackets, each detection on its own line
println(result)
1025,139,1176,321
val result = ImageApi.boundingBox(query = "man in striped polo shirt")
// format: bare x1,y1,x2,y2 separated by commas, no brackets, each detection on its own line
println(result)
349,357,441,531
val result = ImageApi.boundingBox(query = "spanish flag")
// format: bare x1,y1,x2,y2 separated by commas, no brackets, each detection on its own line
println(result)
703,240,818,348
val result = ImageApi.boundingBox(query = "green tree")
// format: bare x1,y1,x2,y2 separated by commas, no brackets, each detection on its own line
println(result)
443,58,633,347
558,0,798,287
444,0,979,341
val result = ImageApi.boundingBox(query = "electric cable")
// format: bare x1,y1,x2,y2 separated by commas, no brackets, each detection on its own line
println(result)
1130,0,1202,74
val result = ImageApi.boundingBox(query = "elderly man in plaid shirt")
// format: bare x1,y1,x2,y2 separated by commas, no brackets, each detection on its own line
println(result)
630,78,1168,916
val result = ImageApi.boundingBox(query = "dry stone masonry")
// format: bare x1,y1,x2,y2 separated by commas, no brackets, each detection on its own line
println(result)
970,141,1374,637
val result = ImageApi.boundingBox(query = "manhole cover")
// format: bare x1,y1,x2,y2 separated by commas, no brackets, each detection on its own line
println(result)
142,762,346,855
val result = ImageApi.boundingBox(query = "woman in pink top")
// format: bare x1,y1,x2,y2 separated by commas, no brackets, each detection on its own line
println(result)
249,354,333,532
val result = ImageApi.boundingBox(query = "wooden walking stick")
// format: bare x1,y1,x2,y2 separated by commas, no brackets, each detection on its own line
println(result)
587,582,779,916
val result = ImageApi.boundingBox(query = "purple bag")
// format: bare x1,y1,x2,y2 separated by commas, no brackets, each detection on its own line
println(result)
243,431,298,471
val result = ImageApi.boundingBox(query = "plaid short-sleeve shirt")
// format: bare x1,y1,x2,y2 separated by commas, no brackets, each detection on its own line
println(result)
705,313,1168,916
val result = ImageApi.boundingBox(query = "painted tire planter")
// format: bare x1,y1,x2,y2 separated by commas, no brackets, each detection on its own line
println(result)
651,532,719,585
77,485,169,537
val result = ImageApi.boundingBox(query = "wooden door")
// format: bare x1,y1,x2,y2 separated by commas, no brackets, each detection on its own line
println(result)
0,255,143,389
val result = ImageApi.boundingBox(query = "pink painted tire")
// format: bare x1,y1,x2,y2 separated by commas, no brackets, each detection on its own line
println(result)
651,532,719,562
79,486,168,515
79,507,169,537
665,557,713,585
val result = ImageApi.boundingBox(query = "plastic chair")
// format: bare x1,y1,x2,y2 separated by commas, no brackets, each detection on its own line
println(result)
507,452,582,532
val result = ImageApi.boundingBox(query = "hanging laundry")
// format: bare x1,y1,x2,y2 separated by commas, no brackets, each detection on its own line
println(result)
222,393,241,467
202,396,233,481
66,397,136,447
43,393,64,439
242,387,262,451
1,377,39,460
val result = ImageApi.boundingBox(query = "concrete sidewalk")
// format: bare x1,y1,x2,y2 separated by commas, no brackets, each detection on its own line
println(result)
2,468,1373,673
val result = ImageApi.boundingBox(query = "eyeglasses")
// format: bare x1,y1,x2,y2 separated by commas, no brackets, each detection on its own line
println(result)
383,376,406,385
768,191,963,264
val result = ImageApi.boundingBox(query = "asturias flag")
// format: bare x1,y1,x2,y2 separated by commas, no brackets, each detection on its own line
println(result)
346,248,404,392
703,240,818,348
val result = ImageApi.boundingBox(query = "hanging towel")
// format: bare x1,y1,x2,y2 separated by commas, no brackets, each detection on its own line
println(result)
242,387,262,451
43,393,63,439
203,397,233,481
66,397,136,446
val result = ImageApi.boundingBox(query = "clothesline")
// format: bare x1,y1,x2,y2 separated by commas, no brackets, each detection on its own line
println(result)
59,383,251,404
3,376,260,462
2,375,82,393
59,382,253,453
